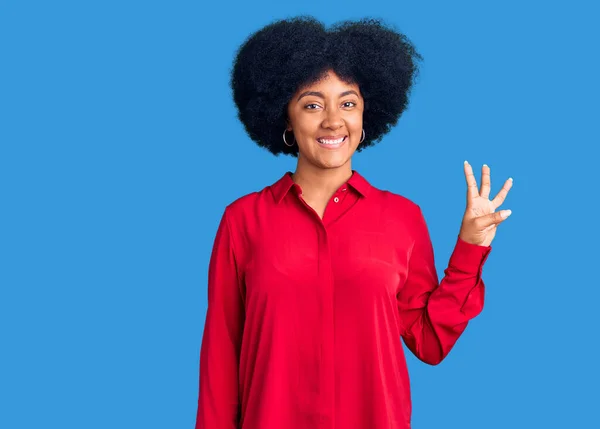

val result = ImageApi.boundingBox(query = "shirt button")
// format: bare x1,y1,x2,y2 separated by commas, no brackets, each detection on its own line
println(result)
334,197,339,203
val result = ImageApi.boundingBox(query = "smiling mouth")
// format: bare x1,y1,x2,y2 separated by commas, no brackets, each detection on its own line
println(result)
316,136,347,149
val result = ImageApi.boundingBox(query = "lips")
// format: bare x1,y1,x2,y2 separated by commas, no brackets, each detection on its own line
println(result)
317,135,346,144
317,135,346,141
316,135,347,149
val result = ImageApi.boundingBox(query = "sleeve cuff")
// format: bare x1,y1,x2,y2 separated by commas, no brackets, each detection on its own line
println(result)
448,235,492,275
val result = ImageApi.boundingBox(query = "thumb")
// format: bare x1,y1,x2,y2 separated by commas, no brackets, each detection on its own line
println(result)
480,209,512,228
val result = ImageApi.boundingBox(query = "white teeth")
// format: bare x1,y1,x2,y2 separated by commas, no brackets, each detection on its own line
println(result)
318,137,345,145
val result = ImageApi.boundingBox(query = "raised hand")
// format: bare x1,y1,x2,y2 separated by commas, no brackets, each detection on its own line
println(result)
458,161,513,247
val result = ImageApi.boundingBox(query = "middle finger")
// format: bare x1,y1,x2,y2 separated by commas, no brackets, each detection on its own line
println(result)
480,164,491,199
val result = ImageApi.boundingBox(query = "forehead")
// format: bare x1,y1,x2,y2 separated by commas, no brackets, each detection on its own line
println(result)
296,70,360,95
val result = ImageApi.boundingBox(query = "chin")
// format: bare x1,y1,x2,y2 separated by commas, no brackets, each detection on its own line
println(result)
316,156,351,169
299,144,356,169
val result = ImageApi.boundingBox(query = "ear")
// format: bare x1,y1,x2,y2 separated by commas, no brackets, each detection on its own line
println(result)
285,118,292,132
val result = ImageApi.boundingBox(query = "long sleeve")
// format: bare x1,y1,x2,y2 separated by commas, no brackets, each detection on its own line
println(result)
397,205,491,365
195,208,245,429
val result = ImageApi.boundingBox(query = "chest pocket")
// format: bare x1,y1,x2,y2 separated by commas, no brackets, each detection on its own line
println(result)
344,230,397,266
332,230,403,296
244,225,319,302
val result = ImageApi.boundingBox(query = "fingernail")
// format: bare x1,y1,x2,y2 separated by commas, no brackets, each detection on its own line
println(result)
501,210,512,218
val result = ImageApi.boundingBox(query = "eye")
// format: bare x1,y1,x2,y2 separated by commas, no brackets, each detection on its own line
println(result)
343,101,357,108
304,103,321,110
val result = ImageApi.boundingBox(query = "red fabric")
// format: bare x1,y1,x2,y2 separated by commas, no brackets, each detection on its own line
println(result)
195,170,491,429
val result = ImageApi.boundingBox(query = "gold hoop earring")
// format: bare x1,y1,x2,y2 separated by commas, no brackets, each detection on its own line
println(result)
283,129,295,147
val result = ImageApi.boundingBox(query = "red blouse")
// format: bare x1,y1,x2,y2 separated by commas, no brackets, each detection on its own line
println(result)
195,170,491,429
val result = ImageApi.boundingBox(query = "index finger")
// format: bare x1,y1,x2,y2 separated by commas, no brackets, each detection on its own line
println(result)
464,161,479,201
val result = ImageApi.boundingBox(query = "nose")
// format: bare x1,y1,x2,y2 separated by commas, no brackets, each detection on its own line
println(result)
321,107,344,130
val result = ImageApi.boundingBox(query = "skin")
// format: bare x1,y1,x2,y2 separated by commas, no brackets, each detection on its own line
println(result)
286,70,514,244
459,162,513,246
286,69,364,218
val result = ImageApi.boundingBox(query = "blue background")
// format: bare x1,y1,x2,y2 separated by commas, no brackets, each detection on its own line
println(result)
1,0,598,428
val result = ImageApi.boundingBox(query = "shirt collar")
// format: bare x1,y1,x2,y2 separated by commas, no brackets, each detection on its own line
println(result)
271,169,372,204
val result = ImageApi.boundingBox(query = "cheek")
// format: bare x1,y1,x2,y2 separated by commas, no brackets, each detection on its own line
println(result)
347,109,363,127
294,117,320,138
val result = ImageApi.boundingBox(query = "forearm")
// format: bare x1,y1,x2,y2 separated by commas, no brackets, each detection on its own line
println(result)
400,235,491,365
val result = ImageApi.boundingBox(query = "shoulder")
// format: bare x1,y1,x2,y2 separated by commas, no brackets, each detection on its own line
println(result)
220,181,274,221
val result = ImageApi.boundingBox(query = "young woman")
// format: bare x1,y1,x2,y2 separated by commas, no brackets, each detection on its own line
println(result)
195,16,513,429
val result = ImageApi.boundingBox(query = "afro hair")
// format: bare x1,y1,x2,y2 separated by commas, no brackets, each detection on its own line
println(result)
230,16,423,157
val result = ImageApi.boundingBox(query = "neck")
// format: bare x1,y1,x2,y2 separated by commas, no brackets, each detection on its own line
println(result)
291,157,353,200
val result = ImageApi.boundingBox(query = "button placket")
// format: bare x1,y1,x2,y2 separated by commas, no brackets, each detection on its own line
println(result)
317,229,335,429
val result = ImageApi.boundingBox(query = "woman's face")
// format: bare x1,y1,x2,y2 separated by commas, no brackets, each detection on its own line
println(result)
286,70,364,170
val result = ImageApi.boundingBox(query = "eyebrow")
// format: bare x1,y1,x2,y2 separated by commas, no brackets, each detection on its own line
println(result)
297,90,360,102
